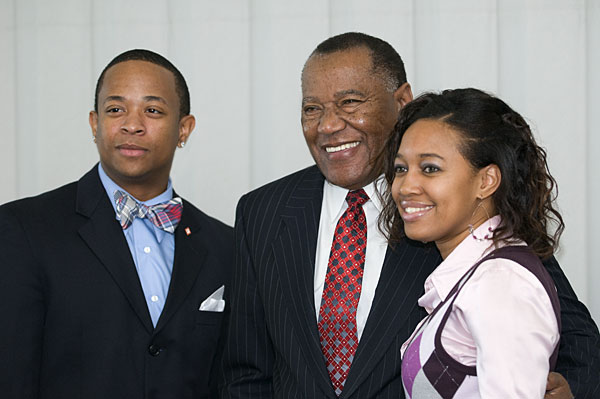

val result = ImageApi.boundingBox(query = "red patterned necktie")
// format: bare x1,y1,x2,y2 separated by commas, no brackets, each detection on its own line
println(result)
114,190,183,234
318,189,369,396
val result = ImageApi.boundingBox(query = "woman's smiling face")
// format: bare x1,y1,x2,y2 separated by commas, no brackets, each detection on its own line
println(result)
391,118,491,257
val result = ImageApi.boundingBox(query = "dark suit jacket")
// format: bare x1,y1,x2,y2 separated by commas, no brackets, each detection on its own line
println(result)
222,165,600,399
0,166,233,399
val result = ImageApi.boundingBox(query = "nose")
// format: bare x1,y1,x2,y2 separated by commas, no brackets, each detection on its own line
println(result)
121,111,144,135
317,105,345,135
393,169,422,198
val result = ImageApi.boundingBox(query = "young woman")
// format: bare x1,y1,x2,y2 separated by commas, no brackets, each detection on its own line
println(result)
379,88,563,398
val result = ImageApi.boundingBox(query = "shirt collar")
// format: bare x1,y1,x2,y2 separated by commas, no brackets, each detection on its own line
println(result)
97,163,174,241
98,163,174,210
322,175,385,225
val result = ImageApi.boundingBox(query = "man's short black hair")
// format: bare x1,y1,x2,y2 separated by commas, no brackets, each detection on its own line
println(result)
94,49,190,117
309,32,407,91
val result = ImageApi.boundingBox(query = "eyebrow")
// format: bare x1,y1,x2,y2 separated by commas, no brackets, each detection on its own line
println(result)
102,95,167,104
302,97,318,105
143,95,167,104
302,89,367,105
395,153,445,160
334,89,366,99
103,95,126,104
420,153,444,160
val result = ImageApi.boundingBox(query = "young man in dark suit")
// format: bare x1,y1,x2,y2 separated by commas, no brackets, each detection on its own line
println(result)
0,49,232,398
221,33,599,398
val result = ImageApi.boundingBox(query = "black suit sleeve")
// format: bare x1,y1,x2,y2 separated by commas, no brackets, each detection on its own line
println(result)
0,205,44,398
543,256,600,397
220,197,275,398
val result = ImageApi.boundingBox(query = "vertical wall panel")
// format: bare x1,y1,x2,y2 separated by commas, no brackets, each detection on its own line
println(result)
0,0,17,204
499,0,588,301
249,0,328,190
90,0,171,61
586,0,600,323
15,1,43,196
329,0,416,82
413,0,499,94
15,0,96,198
169,1,251,224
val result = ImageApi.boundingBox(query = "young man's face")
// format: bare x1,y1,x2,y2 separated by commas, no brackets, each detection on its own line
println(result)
89,60,193,198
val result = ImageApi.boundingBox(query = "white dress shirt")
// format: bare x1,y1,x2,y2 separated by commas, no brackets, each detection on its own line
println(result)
314,178,388,340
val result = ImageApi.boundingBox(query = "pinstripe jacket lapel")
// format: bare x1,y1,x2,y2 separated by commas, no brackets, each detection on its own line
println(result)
272,166,337,397
341,240,440,398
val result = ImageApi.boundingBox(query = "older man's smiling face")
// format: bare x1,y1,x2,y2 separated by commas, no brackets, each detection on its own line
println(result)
301,46,410,190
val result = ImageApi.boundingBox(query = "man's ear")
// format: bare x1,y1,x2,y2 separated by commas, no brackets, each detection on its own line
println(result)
478,164,501,199
178,114,196,145
89,111,98,140
393,82,413,112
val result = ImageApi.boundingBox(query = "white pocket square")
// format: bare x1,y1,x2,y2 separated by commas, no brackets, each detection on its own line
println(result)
199,285,225,312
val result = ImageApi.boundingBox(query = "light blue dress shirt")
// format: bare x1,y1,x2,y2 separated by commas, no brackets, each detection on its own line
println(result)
98,164,176,327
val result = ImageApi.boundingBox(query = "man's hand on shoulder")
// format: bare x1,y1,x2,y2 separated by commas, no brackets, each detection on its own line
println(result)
545,372,574,399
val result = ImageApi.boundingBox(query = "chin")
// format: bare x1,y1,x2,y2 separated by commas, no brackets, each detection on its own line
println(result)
403,229,432,244
325,170,370,190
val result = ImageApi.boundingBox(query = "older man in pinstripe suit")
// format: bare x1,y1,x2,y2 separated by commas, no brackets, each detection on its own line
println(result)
221,32,599,399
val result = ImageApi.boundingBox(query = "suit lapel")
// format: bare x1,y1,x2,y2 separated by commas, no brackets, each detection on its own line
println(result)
272,166,336,397
341,240,440,398
76,166,154,333
154,201,207,332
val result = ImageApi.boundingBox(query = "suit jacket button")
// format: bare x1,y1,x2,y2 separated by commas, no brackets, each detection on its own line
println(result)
148,344,161,356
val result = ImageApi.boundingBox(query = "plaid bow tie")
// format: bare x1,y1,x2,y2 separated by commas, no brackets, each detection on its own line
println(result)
114,190,183,234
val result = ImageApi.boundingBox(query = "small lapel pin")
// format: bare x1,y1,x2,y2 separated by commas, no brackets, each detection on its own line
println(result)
185,227,191,236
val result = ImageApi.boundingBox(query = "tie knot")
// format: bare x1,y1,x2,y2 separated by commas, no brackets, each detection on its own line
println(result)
345,189,369,208
114,190,183,233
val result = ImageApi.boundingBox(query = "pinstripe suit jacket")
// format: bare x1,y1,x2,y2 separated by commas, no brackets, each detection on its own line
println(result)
222,165,600,399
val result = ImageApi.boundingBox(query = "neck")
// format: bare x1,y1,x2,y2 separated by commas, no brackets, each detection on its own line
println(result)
121,183,169,202
435,234,467,260
435,214,495,260
115,177,169,201
101,165,170,201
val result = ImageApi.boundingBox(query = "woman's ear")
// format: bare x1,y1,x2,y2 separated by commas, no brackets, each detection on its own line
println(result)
477,164,501,199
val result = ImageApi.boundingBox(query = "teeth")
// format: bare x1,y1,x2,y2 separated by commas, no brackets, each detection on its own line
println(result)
326,142,359,153
404,206,432,214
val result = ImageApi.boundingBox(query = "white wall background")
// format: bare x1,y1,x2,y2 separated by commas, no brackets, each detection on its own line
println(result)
1,0,599,324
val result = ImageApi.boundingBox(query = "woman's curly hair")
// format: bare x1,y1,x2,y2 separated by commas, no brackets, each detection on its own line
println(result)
379,88,564,259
